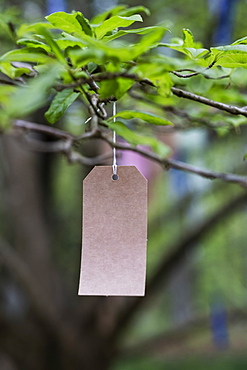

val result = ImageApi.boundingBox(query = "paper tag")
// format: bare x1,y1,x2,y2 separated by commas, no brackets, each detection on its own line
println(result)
78,166,147,296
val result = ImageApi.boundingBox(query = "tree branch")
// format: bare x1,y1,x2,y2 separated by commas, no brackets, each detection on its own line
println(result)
102,135,247,188
14,120,76,140
8,119,247,188
66,150,112,166
171,87,247,117
171,69,229,80
128,90,229,129
13,122,111,165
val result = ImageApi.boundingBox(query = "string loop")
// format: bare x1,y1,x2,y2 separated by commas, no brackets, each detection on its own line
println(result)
112,101,117,177
84,101,118,179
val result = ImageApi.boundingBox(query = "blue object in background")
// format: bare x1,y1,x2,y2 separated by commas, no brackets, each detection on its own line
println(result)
170,150,189,198
208,0,240,45
210,300,229,349
46,0,66,14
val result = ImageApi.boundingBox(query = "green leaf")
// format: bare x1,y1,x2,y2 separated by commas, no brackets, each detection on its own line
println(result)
112,110,173,125
58,32,87,47
0,85,17,105
95,15,143,40
232,36,247,45
0,61,31,79
69,47,105,67
106,120,171,157
0,48,51,64
158,29,208,60
133,26,167,55
55,37,85,50
118,6,150,17
75,12,92,36
68,40,131,65
0,84,18,128
114,78,134,99
104,26,167,42
38,28,67,65
5,64,61,118
99,78,133,99
134,61,173,97
0,18,16,41
45,88,80,123
211,45,247,68
182,28,195,48
46,11,90,38
17,38,51,53
67,25,166,66
98,79,119,99
17,22,56,38
91,5,150,24
91,6,127,24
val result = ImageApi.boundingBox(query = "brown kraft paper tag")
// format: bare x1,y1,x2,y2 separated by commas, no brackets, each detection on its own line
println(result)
78,166,147,296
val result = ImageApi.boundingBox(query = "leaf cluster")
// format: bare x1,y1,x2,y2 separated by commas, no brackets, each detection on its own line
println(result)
1,5,247,158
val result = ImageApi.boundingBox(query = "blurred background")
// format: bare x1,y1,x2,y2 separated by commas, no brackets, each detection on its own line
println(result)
1,0,247,369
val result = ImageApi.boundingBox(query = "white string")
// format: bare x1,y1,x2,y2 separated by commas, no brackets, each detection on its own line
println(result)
83,102,118,177
112,101,117,176
83,103,105,125
84,116,92,124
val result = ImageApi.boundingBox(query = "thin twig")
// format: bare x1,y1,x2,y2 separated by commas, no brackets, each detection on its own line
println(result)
171,87,247,117
14,120,99,141
14,120,76,140
128,90,226,129
171,69,229,80
67,151,112,165
13,120,109,165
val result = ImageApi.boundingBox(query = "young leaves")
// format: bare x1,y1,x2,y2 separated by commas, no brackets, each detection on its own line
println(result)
118,6,150,18
46,11,92,38
103,25,165,42
91,5,150,24
95,14,143,39
159,28,208,59
210,45,247,69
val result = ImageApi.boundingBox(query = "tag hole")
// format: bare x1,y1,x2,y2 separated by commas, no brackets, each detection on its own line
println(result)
112,174,119,181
